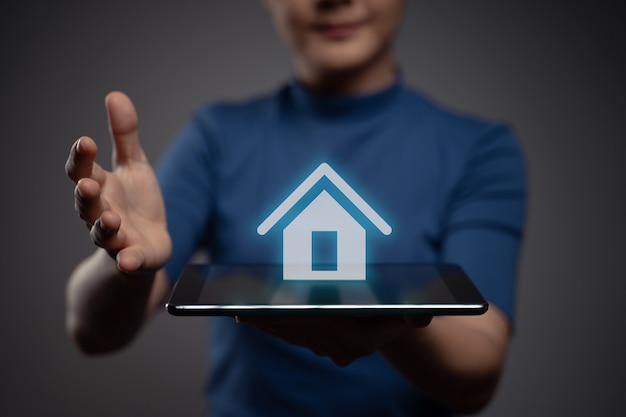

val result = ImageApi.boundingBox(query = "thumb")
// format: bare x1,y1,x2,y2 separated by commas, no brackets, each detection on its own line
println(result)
105,91,146,167
404,316,432,328
116,247,145,273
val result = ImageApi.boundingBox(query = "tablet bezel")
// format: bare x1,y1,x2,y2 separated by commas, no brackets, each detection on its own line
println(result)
165,263,488,317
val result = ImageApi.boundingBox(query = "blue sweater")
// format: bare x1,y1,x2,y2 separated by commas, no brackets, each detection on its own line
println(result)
157,79,526,416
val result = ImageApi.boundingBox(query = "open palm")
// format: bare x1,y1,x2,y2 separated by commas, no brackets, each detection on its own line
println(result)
66,92,171,273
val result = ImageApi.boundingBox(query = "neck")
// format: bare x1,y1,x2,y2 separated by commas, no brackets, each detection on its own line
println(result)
294,49,397,95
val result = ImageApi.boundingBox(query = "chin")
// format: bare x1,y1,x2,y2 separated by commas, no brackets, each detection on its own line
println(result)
305,41,385,75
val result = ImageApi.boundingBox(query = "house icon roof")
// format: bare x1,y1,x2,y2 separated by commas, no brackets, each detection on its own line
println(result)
257,162,392,236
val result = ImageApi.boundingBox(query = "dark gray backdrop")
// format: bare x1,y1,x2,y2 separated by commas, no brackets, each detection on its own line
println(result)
1,1,624,416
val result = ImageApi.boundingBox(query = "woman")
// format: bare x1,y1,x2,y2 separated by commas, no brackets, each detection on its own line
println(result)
65,1,526,415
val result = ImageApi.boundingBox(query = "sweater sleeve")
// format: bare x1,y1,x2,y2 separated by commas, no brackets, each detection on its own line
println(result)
156,109,215,287
440,124,527,321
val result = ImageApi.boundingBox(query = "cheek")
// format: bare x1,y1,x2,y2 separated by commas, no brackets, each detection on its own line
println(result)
287,19,311,53
370,0,405,39
265,1,311,51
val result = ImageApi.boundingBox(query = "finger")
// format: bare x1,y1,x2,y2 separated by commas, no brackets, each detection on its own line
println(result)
74,178,104,226
237,317,286,336
235,316,259,325
404,315,432,328
89,211,122,250
65,136,105,183
329,353,356,368
105,91,146,167
116,247,146,273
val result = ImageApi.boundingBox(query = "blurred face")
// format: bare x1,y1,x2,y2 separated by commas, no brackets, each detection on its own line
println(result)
263,0,405,90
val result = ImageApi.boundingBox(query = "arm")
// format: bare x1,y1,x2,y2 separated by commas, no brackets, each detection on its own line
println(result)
240,125,525,413
65,92,172,354
384,123,526,412
66,250,170,354
380,306,511,414
239,306,508,414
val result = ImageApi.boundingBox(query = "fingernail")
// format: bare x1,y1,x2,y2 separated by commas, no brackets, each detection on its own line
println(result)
75,138,82,153
76,180,84,197
97,218,108,233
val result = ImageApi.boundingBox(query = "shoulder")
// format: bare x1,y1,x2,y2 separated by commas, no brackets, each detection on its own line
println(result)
400,85,515,143
400,84,525,172
189,86,286,135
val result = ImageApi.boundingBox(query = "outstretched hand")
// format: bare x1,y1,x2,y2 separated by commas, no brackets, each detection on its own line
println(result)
237,315,431,367
65,92,171,273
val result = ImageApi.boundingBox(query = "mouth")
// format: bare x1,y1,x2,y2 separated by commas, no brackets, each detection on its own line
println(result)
313,22,361,40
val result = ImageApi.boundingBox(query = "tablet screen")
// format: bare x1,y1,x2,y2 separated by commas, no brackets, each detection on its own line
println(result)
166,264,488,316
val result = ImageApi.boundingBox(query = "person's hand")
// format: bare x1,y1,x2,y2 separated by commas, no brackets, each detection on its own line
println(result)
237,315,431,367
65,91,172,273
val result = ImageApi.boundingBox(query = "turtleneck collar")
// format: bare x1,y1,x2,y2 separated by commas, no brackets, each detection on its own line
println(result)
286,75,403,122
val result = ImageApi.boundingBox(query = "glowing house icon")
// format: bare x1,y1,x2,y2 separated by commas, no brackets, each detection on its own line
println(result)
257,163,392,280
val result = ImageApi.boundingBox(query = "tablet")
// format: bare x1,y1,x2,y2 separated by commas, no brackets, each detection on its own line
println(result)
166,263,488,317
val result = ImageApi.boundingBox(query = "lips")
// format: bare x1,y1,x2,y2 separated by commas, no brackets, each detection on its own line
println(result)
313,22,361,40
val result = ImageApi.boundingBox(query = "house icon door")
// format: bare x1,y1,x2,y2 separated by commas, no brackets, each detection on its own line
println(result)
257,163,392,280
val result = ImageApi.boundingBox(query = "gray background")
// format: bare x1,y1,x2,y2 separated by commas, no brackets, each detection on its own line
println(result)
1,1,624,415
